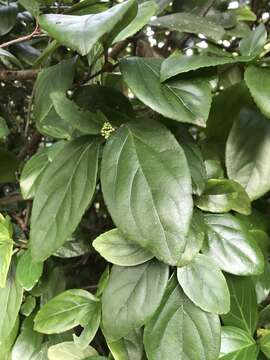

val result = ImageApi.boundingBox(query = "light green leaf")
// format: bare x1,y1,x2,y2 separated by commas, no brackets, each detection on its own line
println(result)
239,23,267,57
0,214,13,288
0,117,9,139
39,0,138,56
114,1,158,43
30,137,100,261
73,308,101,349
233,6,257,21
221,275,258,335
21,295,36,316
226,107,270,200
0,4,17,37
150,12,225,42
203,213,264,275
219,326,259,359
107,328,143,360
177,254,230,314
102,260,169,341
0,317,18,360
120,57,212,126
195,178,251,215
144,276,221,360
48,342,97,360
245,66,270,119
16,249,43,291
260,333,270,358
93,229,153,266
34,289,100,334
101,118,193,265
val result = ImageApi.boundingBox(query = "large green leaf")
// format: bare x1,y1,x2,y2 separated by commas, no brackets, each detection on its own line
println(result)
120,57,212,127
221,275,258,335
219,326,259,359
30,137,100,261
107,328,143,360
93,229,153,266
0,262,23,343
177,254,230,314
150,12,225,42
47,342,97,360
245,66,270,119
34,59,75,138
101,118,193,265
0,317,19,360
0,4,17,37
34,289,100,334
239,23,267,57
203,213,264,275
0,214,13,288
39,0,138,56
195,179,251,215
226,107,270,200
102,260,169,341
16,249,43,291
144,276,221,360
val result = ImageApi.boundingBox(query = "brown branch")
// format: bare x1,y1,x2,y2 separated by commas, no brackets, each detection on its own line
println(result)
0,24,40,49
0,194,24,207
0,69,39,82
17,131,42,161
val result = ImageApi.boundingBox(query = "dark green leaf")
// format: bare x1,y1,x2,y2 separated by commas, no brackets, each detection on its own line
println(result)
120,57,212,126
102,260,169,341
0,147,19,183
0,4,17,37
253,261,270,304
16,249,43,291
30,137,100,261
239,24,267,57
101,118,193,265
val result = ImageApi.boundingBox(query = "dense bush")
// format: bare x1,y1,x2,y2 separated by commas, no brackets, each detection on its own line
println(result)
1,0,270,359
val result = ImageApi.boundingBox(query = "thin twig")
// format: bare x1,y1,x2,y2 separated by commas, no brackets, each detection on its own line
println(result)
0,69,39,82
17,131,42,161
0,194,24,207
0,24,40,49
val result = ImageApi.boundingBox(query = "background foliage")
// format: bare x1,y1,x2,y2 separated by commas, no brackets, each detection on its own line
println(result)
1,0,270,359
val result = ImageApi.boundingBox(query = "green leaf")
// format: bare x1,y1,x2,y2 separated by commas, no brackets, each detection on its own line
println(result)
102,260,169,341
12,316,43,360
0,117,9,139
93,229,153,266
16,249,43,291
39,0,138,56
219,326,259,359
195,179,251,215
239,23,267,57
203,213,264,276
73,308,101,349
114,1,157,43
101,118,193,265
0,214,13,288
233,6,257,21
245,66,270,119
47,342,97,360
221,275,258,335
34,59,75,139
177,253,230,314
54,230,90,258
0,147,19,183
21,295,36,316
226,107,270,200
34,289,100,334
0,262,23,343
0,317,19,359
120,57,212,126
144,276,221,360
253,261,270,304
260,333,270,358
0,4,17,37
0,48,22,69
19,0,40,17
20,141,66,200
107,328,143,360
30,137,100,261
150,12,225,42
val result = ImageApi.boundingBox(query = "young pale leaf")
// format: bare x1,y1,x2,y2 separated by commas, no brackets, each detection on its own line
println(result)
226,107,270,200
0,214,13,288
260,333,270,358
195,178,251,215
0,262,23,343
47,342,97,360
239,23,267,57
34,289,100,334
0,4,17,36
30,137,100,261
102,260,169,341
39,0,138,56
221,275,258,335
219,326,259,359
101,118,193,265
120,57,212,127
16,249,43,291
114,1,158,43
245,66,270,119
93,229,153,266
150,12,225,42
203,213,264,276
107,328,143,360
177,254,230,314
144,276,221,360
